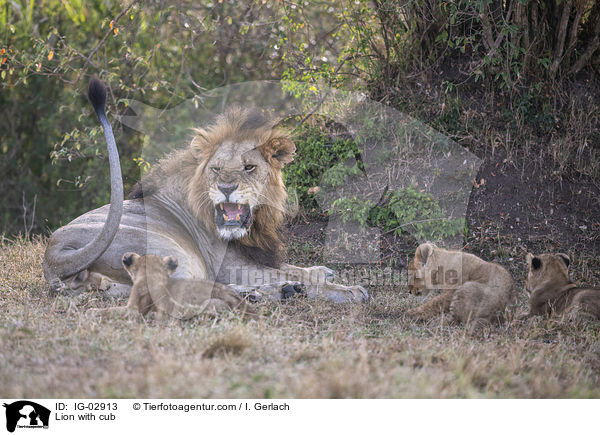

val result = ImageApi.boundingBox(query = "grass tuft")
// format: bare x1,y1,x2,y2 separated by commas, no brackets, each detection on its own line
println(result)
202,326,253,359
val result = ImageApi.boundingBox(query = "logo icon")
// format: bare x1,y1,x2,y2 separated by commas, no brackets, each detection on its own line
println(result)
3,401,50,433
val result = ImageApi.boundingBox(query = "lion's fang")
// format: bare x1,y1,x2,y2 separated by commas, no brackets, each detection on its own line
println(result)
235,215,240,221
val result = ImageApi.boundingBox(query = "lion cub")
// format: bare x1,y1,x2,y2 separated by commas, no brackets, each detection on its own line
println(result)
407,243,515,324
525,253,600,320
90,253,256,320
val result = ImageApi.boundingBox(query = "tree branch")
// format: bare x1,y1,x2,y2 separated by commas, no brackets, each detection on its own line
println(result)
549,0,573,76
570,14,600,75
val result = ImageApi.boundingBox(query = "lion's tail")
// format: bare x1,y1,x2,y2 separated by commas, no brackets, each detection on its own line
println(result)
45,78,124,282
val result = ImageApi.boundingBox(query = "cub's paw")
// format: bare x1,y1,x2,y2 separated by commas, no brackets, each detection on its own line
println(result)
48,278,83,296
565,306,595,323
406,308,426,320
517,311,533,321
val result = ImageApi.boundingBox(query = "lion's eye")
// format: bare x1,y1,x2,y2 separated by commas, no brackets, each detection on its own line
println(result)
244,164,256,172
211,167,221,174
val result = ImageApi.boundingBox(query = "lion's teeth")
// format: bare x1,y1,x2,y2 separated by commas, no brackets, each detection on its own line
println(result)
237,204,241,210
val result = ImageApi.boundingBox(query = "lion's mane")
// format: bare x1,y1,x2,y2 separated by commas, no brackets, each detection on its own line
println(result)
128,107,295,267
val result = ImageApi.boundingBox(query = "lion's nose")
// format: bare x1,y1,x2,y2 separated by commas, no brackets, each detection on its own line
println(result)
218,183,238,200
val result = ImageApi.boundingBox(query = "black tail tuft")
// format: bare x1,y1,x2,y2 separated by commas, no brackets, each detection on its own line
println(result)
88,76,107,115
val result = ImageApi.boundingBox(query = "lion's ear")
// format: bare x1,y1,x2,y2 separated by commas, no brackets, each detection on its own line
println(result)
190,128,212,159
260,136,295,169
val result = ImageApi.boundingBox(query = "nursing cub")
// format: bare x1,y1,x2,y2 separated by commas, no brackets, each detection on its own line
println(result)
525,253,600,320
407,243,515,324
89,253,256,320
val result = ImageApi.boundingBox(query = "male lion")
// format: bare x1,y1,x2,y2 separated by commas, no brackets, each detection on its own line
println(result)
406,243,515,324
43,78,367,303
89,253,257,320
525,253,600,320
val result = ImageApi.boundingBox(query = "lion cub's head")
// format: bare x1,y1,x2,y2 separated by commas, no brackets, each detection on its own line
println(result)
188,107,295,248
408,243,466,294
122,252,178,284
525,252,571,294
408,243,436,295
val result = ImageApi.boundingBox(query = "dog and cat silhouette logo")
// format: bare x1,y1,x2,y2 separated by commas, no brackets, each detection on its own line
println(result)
3,401,50,432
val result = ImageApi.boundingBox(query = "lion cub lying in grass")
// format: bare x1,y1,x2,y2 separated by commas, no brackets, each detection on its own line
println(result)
88,253,256,320
525,253,600,321
407,243,515,324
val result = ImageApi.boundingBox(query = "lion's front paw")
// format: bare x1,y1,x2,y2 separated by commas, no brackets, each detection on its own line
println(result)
308,266,336,282
348,284,369,303
231,282,305,302
281,282,306,300
318,282,369,303
229,285,264,303
239,290,263,303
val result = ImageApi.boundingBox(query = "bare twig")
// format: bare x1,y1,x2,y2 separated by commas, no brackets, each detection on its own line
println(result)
80,0,142,73
565,2,585,58
570,12,600,75
292,56,349,132
22,192,37,236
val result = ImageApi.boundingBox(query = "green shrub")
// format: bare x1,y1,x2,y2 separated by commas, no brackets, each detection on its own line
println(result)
283,122,360,212
330,187,465,241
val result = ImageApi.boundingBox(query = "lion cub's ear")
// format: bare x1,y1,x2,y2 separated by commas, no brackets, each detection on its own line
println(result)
163,256,178,275
556,253,570,269
528,253,542,270
415,243,435,266
122,252,140,269
260,136,296,169
526,252,533,266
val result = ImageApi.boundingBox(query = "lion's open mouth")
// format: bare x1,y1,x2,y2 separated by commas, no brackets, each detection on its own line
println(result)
215,202,252,228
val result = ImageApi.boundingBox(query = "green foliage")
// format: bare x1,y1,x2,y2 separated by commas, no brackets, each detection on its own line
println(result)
286,116,464,241
330,196,373,227
0,0,290,235
371,187,466,240
330,187,465,241
320,161,362,188
283,122,360,211
2,0,599,238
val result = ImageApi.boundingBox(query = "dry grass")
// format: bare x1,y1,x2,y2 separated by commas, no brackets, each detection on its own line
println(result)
1,236,599,398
